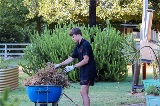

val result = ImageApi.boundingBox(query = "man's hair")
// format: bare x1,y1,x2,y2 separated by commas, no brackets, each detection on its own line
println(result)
69,27,82,36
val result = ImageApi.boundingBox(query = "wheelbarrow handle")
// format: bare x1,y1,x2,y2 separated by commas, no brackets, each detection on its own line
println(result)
63,93,79,106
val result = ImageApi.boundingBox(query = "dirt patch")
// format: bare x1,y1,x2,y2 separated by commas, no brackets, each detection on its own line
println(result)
18,66,23,73
125,92,146,106
126,92,145,98
126,103,146,106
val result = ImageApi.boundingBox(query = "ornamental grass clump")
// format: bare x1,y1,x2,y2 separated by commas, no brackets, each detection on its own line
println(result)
0,57,9,69
146,85,160,96
24,62,70,89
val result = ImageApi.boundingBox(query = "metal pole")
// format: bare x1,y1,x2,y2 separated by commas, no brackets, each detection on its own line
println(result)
145,9,154,41
141,0,148,41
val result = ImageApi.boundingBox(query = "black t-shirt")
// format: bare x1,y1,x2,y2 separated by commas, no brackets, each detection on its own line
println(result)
71,39,97,80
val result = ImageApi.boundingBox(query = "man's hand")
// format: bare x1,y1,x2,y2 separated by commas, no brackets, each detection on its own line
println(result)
54,64,60,69
64,65,76,73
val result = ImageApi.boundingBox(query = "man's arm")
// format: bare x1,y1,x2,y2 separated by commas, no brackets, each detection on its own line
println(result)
63,55,89,72
60,57,74,66
75,55,89,68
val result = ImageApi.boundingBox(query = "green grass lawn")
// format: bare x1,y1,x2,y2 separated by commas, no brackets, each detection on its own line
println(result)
9,73,146,106
6,56,28,66
0,57,155,106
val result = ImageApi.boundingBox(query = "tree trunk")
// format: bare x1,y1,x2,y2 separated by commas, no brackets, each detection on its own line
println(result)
156,23,160,31
36,16,41,35
89,0,96,27
89,0,96,43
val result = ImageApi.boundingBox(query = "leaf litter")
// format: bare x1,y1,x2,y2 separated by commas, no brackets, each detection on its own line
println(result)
23,62,70,89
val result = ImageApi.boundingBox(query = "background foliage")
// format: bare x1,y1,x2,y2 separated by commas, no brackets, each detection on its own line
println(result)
1,0,160,43
0,0,35,43
23,0,143,24
91,24,128,81
0,87,19,106
23,23,128,81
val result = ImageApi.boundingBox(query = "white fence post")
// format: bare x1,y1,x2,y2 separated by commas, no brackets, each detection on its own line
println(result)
4,44,7,58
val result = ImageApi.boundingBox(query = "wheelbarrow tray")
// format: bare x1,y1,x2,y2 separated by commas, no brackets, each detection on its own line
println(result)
26,85,62,103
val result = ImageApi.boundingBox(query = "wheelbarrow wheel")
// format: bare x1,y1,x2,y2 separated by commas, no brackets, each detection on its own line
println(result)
52,102,58,106
34,103,58,106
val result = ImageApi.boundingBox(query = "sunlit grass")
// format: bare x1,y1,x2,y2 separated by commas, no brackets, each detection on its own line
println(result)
7,72,149,106
5,56,28,66
0,57,156,106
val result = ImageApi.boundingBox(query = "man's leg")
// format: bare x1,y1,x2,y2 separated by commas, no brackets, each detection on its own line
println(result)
80,85,90,106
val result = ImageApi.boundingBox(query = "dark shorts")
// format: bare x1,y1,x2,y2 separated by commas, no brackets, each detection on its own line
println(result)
80,79,95,86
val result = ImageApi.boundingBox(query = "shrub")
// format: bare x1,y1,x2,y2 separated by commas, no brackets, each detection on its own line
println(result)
120,34,139,64
91,24,128,81
146,85,160,96
23,23,128,81
0,57,9,69
23,24,79,81
0,87,19,106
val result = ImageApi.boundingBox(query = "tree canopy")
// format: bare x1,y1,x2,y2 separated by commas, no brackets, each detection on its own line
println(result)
1,0,160,43
0,0,34,43
149,0,160,23
23,0,144,24
23,0,89,24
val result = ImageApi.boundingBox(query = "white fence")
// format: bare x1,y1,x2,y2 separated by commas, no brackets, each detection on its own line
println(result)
132,30,158,41
0,43,30,57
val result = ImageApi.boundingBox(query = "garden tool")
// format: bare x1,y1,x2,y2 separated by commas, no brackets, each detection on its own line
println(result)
63,93,79,106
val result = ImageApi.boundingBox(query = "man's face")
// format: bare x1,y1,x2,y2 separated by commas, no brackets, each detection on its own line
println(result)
71,34,79,42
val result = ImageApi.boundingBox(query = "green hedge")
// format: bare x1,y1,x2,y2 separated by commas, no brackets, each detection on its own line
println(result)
91,24,128,81
23,23,128,81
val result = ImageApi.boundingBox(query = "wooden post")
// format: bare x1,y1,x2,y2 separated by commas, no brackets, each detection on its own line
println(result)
132,64,134,78
132,60,141,93
133,61,140,86
142,63,146,80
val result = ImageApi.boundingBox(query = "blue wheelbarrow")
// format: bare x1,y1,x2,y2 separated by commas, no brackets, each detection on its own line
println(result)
26,85,62,106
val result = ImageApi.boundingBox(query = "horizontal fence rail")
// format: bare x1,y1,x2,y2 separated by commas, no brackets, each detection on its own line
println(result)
0,43,30,57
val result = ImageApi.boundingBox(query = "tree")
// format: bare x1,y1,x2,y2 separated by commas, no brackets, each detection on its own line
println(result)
148,0,160,30
0,0,34,43
96,0,143,23
23,0,88,23
23,0,143,25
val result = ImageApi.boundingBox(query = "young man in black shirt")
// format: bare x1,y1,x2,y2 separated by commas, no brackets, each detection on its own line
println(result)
55,27,97,106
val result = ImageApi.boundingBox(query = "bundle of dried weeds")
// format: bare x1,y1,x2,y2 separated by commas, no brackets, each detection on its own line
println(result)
24,62,70,89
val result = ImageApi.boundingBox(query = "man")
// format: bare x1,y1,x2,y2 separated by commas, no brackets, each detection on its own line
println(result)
55,27,97,106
